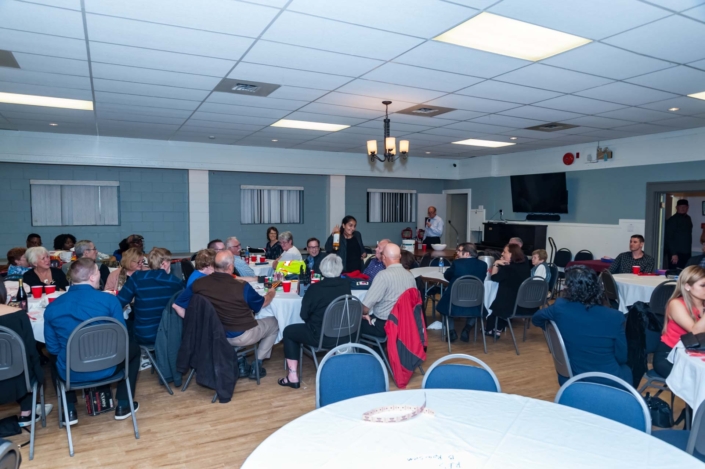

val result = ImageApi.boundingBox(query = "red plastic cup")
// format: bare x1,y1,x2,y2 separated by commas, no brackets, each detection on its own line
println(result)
311,278,320,284
282,280,292,293
422,244,427,252
31,285,43,299
48,297,56,304
44,285,56,295
259,255,265,263
632,266,641,275
250,255,257,263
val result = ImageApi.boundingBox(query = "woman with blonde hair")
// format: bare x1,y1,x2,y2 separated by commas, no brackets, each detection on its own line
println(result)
104,248,144,292
653,265,705,378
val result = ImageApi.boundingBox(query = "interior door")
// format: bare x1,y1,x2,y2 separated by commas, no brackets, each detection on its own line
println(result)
448,193,468,247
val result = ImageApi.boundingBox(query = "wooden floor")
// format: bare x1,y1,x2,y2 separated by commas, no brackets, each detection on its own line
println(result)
2,314,681,468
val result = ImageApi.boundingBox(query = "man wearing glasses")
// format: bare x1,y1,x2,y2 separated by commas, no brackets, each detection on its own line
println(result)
73,239,111,290
225,237,257,280
305,238,325,274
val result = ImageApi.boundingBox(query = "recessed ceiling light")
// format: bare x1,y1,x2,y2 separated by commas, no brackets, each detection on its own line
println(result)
509,136,518,140
688,91,705,101
452,138,515,148
208,135,215,139
271,119,349,132
49,123,58,126
0,92,93,110
272,139,278,142
434,12,591,61
425,152,431,154
668,107,680,112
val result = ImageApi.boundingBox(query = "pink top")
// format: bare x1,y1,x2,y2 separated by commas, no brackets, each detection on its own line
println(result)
662,297,701,348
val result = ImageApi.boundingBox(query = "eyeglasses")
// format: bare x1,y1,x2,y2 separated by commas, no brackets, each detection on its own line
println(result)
307,245,320,250
228,244,241,249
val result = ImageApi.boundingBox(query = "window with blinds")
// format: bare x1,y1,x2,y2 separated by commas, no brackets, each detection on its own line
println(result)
367,189,416,223
30,180,120,226
241,185,304,224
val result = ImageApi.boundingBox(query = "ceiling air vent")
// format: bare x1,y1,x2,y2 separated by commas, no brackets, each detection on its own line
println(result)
0,50,20,69
213,78,280,97
397,104,455,117
525,122,579,132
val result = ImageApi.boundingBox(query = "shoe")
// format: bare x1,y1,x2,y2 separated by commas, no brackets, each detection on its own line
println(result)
60,408,78,426
484,328,502,338
460,327,471,343
115,402,139,420
18,404,53,427
448,330,458,343
238,357,251,379
278,377,300,389
249,360,267,380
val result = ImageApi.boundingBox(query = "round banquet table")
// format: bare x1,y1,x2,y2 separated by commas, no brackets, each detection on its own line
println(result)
248,259,274,277
3,280,64,343
566,259,611,273
410,267,498,315
613,274,669,314
242,389,700,468
667,343,705,411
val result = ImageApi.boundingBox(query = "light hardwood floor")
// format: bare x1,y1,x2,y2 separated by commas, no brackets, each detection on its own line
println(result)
2,316,679,468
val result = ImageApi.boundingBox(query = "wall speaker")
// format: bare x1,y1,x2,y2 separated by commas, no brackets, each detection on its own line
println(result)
526,214,561,222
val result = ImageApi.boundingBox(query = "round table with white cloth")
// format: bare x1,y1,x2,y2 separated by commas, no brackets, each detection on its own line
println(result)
613,274,668,314
667,342,705,411
248,260,274,277
242,389,700,468
410,267,498,315
253,283,367,343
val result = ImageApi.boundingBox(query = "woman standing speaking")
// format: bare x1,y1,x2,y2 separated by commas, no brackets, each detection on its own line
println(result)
325,215,366,273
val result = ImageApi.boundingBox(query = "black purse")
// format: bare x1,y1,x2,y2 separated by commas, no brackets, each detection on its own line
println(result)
644,392,673,428
0,416,21,438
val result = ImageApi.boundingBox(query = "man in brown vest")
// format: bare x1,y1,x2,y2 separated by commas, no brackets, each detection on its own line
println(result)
192,251,278,380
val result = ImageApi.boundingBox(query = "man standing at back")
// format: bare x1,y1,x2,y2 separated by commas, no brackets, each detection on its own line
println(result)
665,199,693,269
423,207,444,247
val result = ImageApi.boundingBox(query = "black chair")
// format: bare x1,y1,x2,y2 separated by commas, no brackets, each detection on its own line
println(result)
422,258,452,315
247,247,265,254
649,280,676,320
545,263,559,299
599,270,620,310
574,250,594,261
0,439,20,469
543,320,573,383
499,277,549,355
180,258,195,283
0,326,45,460
57,317,138,457
440,276,487,354
554,248,573,291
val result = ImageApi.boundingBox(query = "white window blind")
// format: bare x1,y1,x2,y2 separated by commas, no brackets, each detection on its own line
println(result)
241,185,304,224
30,180,119,226
367,189,416,223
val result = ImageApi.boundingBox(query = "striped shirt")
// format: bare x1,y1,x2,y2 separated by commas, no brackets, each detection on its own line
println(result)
118,269,183,344
362,263,416,320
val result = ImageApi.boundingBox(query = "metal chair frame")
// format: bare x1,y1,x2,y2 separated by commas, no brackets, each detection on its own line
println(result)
422,353,501,392
599,270,620,309
497,276,548,356
440,275,487,354
543,320,573,381
0,439,20,469
574,250,594,261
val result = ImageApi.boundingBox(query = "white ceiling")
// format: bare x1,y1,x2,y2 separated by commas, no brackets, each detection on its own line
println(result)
1,0,705,159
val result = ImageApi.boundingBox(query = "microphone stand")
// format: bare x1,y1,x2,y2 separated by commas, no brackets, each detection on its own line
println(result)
447,220,459,247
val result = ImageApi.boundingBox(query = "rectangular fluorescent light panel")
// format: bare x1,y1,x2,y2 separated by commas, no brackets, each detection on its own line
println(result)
688,91,705,101
434,12,591,61
0,92,93,110
452,138,515,148
271,119,349,132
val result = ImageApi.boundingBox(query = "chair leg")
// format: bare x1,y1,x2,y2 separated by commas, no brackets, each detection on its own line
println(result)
124,377,140,439
507,320,520,355
494,317,499,343
212,392,218,404
181,369,195,392
418,365,425,375
143,347,173,395
523,319,528,342
29,382,37,460
56,384,63,429
480,317,488,354
254,343,260,385
376,339,393,375
446,317,452,353
299,346,304,383
312,347,320,369
60,383,74,457
40,383,46,428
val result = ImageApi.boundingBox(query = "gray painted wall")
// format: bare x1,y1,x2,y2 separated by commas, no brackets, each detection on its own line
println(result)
209,171,328,251
346,176,445,246
445,160,705,224
0,163,189,256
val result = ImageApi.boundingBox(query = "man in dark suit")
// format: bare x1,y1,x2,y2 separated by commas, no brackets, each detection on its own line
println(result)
665,199,693,269
305,238,326,275
436,243,489,342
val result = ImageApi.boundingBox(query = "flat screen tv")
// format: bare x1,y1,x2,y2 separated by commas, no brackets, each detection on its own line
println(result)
510,172,568,213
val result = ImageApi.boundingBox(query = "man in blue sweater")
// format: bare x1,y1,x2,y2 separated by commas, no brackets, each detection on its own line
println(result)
45,258,141,424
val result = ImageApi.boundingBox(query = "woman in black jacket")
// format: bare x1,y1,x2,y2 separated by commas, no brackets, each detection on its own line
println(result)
486,243,532,338
324,215,366,273
279,254,352,389
22,246,69,291
264,226,283,260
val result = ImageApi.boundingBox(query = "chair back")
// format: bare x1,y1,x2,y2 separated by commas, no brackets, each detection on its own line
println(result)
574,250,594,261
318,295,363,347
180,259,195,283
316,343,389,408
422,354,500,392
555,372,651,433
0,439,19,469
548,237,557,264
0,326,30,389
599,270,619,302
511,277,548,316
554,248,572,268
65,317,128,389
649,281,676,318
0,282,6,304
687,400,705,456
449,275,484,317
545,263,559,294
401,227,413,240
544,321,573,380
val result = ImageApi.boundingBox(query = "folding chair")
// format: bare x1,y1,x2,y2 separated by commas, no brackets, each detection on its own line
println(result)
439,275,487,354
498,277,548,355
543,320,573,384
574,250,594,261
599,270,620,310
422,354,500,392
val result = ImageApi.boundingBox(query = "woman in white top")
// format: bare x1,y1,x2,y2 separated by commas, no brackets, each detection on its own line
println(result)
531,249,551,284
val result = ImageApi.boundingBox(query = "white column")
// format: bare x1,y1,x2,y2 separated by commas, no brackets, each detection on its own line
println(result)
328,175,345,230
188,170,209,252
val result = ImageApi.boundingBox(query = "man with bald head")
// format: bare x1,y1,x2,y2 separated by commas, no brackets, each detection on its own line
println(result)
192,251,278,379
363,239,390,283
361,243,417,337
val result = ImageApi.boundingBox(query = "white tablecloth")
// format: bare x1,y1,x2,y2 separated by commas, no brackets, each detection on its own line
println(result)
613,274,668,313
25,291,64,343
243,389,700,468
667,343,705,410
254,284,367,343
410,267,499,315
249,260,274,277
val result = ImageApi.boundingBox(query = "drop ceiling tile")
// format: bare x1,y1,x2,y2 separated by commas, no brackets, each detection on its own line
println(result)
535,95,626,114
626,66,705,94
542,43,674,80
95,110,185,126
690,58,705,71
380,132,450,144
316,92,415,112
604,16,705,63
649,0,705,11
362,63,483,92
488,0,670,39
207,93,305,111
12,53,88,77
443,0,498,8
93,79,208,101
26,0,82,10
182,120,266,132
616,123,677,134
296,103,383,119
579,129,638,140
267,87,329,102
262,12,423,61
420,128,471,138
0,1,85,39
432,110,486,121
495,65,613,93
596,107,677,123
383,113,456,127
575,82,678,106
0,29,86,60
246,0,289,7
85,0,278,37
499,106,584,122
497,129,565,139
684,4,705,20
197,103,290,119
639,96,705,115
562,115,634,129
98,121,180,135
176,129,254,138
470,115,545,128
86,14,254,60
0,81,92,100
95,91,200,111
189,111,278,126
444,121,514,134
0,68,91,90
99,128,173,140
257,127,334,139
244,42,382,77
357,120,434,133
2,109,95,123
394,41,529,79
0,103,91,118
228,62,351,90
653,116,705,128
456,81,561,104
170,134,241,145
335,80,446,103
91,63,220,91
425,95,521,113
280,111,365,126
95,102,193,118
89,43,236,77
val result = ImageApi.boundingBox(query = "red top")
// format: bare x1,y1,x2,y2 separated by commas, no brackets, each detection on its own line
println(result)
662,297,702,348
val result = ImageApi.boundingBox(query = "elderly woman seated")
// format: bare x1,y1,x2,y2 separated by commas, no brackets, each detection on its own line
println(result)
279,254,352,389
22,246,69,291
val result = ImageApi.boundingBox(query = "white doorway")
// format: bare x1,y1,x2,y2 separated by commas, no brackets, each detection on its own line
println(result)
443,189,472,248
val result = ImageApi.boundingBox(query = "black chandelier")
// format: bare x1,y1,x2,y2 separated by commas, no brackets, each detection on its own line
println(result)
367,100,409,163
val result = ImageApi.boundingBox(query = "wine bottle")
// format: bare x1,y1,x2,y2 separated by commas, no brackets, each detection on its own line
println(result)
333,232,340,250
17,279,28,311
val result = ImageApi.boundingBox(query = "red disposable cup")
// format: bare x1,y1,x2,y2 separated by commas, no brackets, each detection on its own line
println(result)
632,266,641,274
311,278,320,284
250,255,257,263
259,255,265,263
48,297,56,304
31,285,43,299
422,244,427,252
282,281,292,293
44,285,56,295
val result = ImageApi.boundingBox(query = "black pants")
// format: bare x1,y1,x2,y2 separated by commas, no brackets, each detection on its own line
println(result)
446,316,476,331
653,341,674,378
424,237,441,247
50,342,140,406
668,252,690,270
282,324,353,360
360,317,387,338
17,393,33,412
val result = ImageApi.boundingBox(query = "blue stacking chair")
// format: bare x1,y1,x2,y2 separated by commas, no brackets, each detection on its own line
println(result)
315,344,388,408
422,354,501,392
555,372,651,433
653,401,705,462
